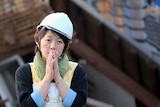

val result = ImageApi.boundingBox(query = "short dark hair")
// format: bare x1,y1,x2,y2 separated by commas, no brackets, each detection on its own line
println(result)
55,31,69,54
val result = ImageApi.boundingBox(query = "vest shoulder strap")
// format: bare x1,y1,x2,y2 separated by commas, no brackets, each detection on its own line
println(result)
29,62,41,83
63,61,78,86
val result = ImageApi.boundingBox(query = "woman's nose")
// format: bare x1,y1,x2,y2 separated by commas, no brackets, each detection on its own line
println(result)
50,42,56,50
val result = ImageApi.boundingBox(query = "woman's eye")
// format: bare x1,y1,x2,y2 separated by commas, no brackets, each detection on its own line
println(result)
46,39,50,42
58,40,63,43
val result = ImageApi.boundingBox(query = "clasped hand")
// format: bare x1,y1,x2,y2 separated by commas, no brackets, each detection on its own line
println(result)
45,50,61,82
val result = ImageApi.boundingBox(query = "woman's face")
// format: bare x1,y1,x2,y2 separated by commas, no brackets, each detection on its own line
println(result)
40,30,65,62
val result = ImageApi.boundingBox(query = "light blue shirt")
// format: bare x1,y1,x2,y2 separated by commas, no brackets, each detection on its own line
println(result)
31,88,77,107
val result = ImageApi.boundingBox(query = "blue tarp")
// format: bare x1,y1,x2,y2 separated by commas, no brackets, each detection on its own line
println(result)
155,0,160,6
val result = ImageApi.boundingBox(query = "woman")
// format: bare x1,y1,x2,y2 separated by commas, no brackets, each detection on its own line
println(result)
15,12,88,107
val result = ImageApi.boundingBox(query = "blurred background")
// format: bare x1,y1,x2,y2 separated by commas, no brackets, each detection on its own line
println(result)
0,0,160,107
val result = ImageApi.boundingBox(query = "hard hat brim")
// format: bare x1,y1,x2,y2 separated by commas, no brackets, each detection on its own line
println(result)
37,25,72,43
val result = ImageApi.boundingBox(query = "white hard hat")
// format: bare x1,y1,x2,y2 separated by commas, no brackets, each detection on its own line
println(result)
37,12,73,42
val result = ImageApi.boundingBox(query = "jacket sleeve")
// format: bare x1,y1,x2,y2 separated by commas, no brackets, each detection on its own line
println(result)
15,64,38,107
70,64,88,107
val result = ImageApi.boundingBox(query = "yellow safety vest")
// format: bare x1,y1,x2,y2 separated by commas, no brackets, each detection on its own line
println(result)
29,61,78,107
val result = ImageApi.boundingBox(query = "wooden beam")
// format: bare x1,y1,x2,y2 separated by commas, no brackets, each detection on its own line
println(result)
70,38,160,107
0,99,8,107
0,43,34,61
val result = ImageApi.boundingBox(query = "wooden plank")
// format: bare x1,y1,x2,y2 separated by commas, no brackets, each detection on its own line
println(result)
103,25,122,69
157,69,160,98
0,99,8,107
121,42,140,82
0,4,52,58
69,38,160,107
76,16,86,42
81,10,105,55
68,1,87,42
139,55,158,96
87,97,113,107
0,43,35,61
49,0,67,12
